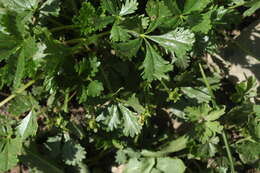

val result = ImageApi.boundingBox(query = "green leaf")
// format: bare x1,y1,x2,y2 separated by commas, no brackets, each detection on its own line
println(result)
101,0,119,15
196,137,220,158
97,104,142,137
236,141,260,164
185,104,224,143
110,24,131,42
87,80,104,97
106,105,121,131
151,168,162,173
116,149,128,164
119,0,138,16
119,103,142,137
8,94,38,115
3,0,39,12
230,76,258,103
73,2,114,36
141,41,173,82
0,32,19,61
141,136,189,157
89,57,101,77
12,37,38,89
62,141,87,166
156,157,186,173
145,0,171,33
187,12,212,34
13,48,25,89
181,87,211,103
124,158,155,173
254,105,260,118
39,0,60,17
163,0,181,15
184,104,225,122
113,38,143,59
20,144,64,173
16,110,38,139
183,0,211,14
147,28,195,59
243,0,260,17
125,94,145,114
248,118,260,141
0,137,22,172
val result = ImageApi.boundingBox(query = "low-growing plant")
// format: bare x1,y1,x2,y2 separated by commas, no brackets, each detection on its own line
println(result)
0,0,259,173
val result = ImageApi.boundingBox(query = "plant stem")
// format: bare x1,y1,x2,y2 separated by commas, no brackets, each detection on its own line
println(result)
50,25,80,32
64,38,86,44
0,80,35,108
64,31,110,45
198,63,217,107
199,63,235,173
222,131,235,173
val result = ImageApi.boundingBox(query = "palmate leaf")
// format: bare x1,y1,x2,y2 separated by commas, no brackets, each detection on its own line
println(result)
0,137,22,172
196,137,220,158
16,110,38,139
141,41,173,82
73,2,114,36
184,104,225,122
184,104,225,143
147,28,195,59
86,80,104,97
119,0,138,16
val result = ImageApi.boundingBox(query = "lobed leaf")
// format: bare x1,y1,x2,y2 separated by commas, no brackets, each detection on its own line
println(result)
147,28,195,59
119,103,142,137
119,0,138,16
141,41,173,82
